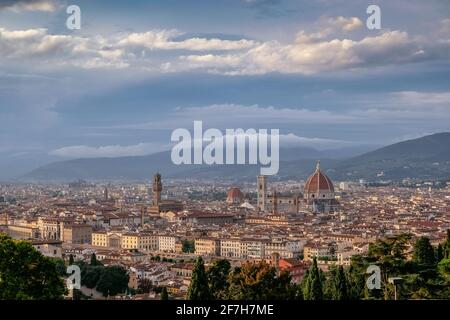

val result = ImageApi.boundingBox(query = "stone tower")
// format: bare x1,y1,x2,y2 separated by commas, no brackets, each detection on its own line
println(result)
152,172,162,206
257,175,267,212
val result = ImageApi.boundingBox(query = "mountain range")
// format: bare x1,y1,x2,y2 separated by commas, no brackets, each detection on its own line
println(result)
20,133,450,182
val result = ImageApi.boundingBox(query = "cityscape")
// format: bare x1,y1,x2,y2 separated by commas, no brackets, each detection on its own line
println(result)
0,0,450,306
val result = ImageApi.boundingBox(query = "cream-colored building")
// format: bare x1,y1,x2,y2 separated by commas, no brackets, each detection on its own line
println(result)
195,238,220,256
220,238,241,259
62,224,92,244
158,235,178,252
6,225,40,240
304,244,334,261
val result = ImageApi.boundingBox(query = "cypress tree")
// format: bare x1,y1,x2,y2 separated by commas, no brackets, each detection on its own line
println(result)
69,254,74,265
161,287,169,300
308,258,323,300
334,266,349,300
187,257,211,300
436,244,444,262
90,253,99,266
413,237,436,266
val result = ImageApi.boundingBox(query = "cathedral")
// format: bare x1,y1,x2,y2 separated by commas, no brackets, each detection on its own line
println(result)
257,161,338,214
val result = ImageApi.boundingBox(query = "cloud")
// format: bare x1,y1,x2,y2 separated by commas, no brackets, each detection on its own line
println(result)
300,16,363,41
0,0,58,12
49,143,171,158
0,18,449,74
117,30,257,51
178,30,434,75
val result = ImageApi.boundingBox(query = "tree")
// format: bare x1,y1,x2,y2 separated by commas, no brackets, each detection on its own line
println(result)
187,257,211,300
334,266,349,300
182,240,195,253
413,237,436,266
90,253,101,266
438,259,450,281
0,235,66,299
436,244,444,262
161,287,169,300
207,259,231,299
96,266,129,297
69,254,74,265
227,261,296,300
444,230,450,259
304,258,323,300
82,265,103,289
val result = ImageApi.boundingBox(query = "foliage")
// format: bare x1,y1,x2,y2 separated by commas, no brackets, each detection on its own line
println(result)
182,240,195,254
227,261,297,300
0,235,66,300
187,257,211,300
302,258,323,300
207,259,231,299
413,237,436,266
96,265,129,297
161,287,169,300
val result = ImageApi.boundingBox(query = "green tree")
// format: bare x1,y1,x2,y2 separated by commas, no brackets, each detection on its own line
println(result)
207,259,231,299
436,244,444,262
444,230,450,259
161,287,169,300
413,237,436,266
334,266,349,300
96,266,129,297
307,258,323,300
90,253,101,266
0,235,66,299
182,240,195,253
438,259,450,280
82,265,103,289
187,257,211,300
69,254,74,265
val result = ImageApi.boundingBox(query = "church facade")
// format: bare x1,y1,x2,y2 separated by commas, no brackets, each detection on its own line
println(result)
257,161,338,214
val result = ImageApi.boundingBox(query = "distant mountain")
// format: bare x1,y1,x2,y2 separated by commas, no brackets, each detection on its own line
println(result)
333,132,450,181
20,133,450,182
21,146,364,182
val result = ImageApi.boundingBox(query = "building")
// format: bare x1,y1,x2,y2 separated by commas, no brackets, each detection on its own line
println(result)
30,240,63,258
304,161,339,213
226,187,244,205
62,224,92,244
303,243,335,261
256,161,338,215
6,225,40,240
220,238,241,259
257,175,267,212
195,238,220,256
148,173,183,216
158,234,178,252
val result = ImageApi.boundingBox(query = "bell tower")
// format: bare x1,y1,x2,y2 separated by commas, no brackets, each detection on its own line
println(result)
152,172,162,206
257,175,267,212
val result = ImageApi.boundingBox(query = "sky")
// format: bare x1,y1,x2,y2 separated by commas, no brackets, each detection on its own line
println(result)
0,0,449,179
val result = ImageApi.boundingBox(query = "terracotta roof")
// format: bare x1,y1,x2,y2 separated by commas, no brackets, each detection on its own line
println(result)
304,161,334,194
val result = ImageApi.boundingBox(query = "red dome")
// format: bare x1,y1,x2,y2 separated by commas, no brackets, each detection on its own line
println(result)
304,161,334,194
227,187,244,199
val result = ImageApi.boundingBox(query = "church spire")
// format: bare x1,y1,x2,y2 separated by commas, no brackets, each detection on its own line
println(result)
316,160,321,172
